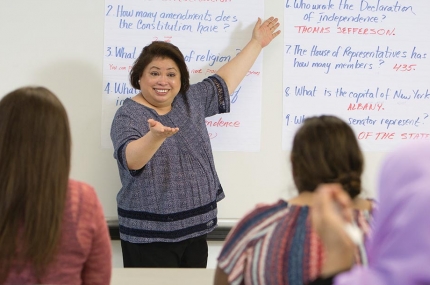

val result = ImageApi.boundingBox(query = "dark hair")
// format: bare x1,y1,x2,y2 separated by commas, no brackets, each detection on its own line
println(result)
130,41,190,94
0,86,71,282
291,115,363,198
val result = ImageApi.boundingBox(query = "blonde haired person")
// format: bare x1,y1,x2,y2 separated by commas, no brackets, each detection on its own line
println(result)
0,87,112,284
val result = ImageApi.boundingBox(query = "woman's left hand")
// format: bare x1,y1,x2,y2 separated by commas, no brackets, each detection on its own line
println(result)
252,17,281,48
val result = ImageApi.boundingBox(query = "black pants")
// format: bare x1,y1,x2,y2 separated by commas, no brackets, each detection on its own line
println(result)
121,234,208,268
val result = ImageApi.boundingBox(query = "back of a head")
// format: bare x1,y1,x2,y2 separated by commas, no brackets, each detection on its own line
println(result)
291,115,363,198
0,86,71,282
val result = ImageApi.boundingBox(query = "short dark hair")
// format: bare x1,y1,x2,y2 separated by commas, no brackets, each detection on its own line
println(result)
130,41,190,94
291,115,363,198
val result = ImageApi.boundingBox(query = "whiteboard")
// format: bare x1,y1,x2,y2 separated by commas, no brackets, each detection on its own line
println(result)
282,0,430,152
0,0,390,222
101,0,266,152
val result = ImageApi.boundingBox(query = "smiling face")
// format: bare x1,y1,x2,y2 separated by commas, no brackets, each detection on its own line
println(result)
139,57,181,111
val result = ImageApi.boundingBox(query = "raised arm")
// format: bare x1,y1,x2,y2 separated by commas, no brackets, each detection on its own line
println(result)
216,17,281,94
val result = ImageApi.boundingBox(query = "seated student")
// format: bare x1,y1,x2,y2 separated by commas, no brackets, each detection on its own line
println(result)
0,87,112,285
214,115,374,285
310,140,430,285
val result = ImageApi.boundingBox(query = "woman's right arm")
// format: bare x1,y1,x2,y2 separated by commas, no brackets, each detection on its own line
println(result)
125,119,179,170
311,184,356,279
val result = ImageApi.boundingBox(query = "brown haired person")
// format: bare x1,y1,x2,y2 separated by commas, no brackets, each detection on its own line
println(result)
214,116,373,285
0,87,112,284
110,17,281,268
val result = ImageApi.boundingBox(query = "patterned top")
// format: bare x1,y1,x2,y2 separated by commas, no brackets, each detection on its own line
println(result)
5,180,112,285
110,75,230,243
217,200,372,285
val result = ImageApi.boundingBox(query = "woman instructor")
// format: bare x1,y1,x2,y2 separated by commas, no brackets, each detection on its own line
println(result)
111,17,281,268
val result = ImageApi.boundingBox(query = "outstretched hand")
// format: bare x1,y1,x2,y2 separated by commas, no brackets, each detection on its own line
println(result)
252,17,281,48
148,119,179,139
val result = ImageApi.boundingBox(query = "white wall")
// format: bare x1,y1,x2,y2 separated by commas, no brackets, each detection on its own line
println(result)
0,0,386,223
